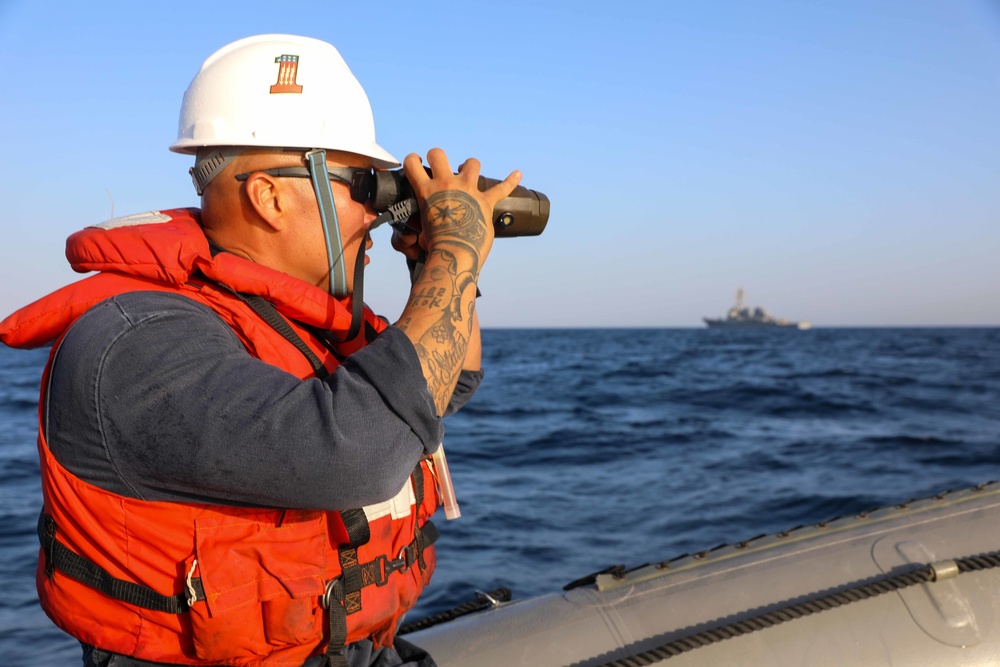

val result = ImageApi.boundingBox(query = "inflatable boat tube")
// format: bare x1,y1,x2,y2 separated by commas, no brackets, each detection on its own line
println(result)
406,481,1000,666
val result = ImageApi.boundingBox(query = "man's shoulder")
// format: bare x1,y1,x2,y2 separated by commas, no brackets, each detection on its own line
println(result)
75,290,224,333
61,290,238,362
46,290,240,499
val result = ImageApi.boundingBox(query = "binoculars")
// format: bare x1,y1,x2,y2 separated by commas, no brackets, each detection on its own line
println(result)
370,169,549,238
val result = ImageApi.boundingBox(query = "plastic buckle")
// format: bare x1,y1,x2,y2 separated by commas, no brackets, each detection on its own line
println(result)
375,554,409,586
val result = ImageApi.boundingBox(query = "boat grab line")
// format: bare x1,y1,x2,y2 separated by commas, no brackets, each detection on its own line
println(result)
589,549,1000,667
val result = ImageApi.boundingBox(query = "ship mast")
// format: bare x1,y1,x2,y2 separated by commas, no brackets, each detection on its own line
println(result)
735,288,745,310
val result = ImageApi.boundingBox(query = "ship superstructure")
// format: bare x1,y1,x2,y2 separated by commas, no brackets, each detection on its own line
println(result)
703,289,810,329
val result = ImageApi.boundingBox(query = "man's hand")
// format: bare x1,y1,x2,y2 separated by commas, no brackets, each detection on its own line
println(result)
394,148,520,415
402,148,520,266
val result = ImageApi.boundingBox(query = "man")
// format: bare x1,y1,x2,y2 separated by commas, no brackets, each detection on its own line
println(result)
0,34,520,667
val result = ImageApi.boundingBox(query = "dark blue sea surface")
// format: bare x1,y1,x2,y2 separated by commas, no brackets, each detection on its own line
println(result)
2,328,999,664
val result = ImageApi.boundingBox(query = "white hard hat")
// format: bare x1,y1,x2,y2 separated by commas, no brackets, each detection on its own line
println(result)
169,34,399,169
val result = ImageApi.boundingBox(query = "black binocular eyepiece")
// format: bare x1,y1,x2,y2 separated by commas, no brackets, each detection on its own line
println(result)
368,169,549,238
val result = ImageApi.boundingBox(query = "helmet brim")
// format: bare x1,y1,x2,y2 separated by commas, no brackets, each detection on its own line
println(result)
171,139,399,170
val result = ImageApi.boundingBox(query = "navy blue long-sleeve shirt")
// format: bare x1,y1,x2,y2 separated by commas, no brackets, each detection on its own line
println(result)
44,291,481,510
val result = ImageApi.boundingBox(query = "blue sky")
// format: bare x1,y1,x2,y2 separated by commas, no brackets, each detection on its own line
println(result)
1,0,997,327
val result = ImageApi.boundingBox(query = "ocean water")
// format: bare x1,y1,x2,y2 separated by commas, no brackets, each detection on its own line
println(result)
1,327,999,664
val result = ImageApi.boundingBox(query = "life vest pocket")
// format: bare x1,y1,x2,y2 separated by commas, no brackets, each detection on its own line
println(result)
189,511,328,662
262,595,324,647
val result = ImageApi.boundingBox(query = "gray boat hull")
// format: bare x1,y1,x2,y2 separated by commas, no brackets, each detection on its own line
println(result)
408,483,1000,666
703,317,803,329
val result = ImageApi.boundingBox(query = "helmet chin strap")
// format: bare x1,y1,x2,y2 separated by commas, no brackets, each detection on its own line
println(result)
305,149,349,297
305,149,364,342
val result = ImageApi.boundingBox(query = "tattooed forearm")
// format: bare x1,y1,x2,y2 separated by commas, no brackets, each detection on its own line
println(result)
397,244,480,414
412,311,472,408
407,292,476,411
396,187,491,414
407,249,477,316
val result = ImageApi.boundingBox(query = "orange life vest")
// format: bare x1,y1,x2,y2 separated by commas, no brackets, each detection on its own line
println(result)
1,209,440,666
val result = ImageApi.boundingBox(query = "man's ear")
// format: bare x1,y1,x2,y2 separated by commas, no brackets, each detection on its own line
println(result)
243,173,286,231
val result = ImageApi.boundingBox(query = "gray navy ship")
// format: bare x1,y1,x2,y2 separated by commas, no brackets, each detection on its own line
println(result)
703,289,810,329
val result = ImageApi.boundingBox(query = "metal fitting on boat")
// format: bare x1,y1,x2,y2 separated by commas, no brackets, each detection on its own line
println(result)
476,590,501,607
930,559,960,581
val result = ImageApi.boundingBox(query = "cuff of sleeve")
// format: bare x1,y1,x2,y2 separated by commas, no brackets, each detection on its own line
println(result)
443,368,485,417
341,326,443,452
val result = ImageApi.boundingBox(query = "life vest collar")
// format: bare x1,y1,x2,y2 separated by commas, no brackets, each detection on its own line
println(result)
1,208,358,349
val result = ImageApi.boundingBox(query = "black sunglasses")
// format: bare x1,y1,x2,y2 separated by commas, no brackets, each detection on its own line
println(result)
234,166,373,205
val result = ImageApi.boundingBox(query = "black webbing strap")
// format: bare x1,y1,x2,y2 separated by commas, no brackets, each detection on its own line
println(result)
231,292,331,380
324,508,372,667
333,239,368,345
337,521,440,593
338,509,372,615
410,465,429,572
38,514,203,614
304,313,381,365
322,478,441,666
364,319,380,343
202,240,332,379
201,240,381,377
412,465,425,508
413,521,440,574
311,240,368,354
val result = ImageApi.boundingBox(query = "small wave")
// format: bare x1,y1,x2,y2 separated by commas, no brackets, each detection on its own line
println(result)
763,492,888,522
779,367,860,380
867,434,961,446
0,398,39,412
677,383,877,418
